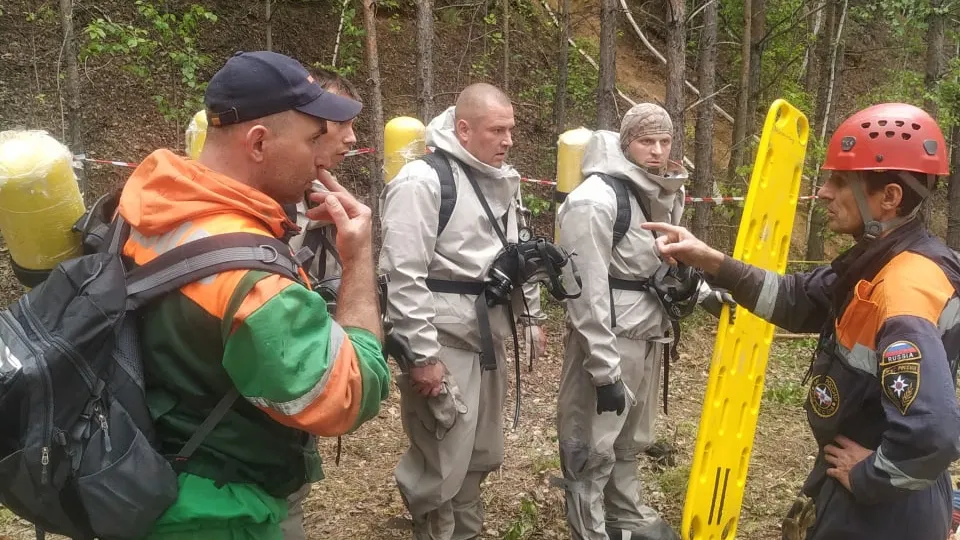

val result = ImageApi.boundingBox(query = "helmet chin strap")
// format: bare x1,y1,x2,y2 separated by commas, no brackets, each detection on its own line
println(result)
848,171,926,241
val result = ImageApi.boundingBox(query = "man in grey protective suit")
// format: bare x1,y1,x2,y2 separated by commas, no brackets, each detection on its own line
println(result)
555,103,695,540
379,83,548,540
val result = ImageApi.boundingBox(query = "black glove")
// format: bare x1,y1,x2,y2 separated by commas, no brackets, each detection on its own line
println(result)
596,380,626,415
700,287,737,323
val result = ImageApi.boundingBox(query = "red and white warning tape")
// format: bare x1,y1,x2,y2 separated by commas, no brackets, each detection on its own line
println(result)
520,177,819,203
72,153,818,204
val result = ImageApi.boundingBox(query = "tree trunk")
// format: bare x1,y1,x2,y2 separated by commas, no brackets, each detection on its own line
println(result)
664,0,686,161
726,0,752,183
265,0,272,51
60,0,85,199
923,2,944,117
805,0,846,262
554,0,570,135
692,0,718,242
800,0,824,89
597,0,617,130
948,125,960,250
502,0,510,93
416,0,434,122
747,0,765,131
361,0,385,234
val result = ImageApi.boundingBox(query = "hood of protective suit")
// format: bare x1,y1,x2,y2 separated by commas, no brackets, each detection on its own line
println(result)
426,106,520,216
118,149,296,239
581,130,687,223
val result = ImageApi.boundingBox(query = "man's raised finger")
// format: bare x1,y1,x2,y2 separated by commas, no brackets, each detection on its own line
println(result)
641,221,684,236
315,167,350,194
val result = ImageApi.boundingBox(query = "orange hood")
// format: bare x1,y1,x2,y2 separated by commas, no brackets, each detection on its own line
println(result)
118,149,296,238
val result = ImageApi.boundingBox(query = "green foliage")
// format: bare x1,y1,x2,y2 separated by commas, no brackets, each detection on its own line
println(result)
522,193,551,218
81,1,217,128
503,497,538,540
319,2,366,77
24,5,56,23
517,38,599,124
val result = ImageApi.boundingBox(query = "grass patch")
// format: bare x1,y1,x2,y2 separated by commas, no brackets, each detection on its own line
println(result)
531,454,561,475
763,380,806,407
0,506,16,525
503,497,539,540
657,464,691,500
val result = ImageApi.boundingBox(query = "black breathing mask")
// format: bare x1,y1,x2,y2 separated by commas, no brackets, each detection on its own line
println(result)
483,237,582,307
649,261,702,321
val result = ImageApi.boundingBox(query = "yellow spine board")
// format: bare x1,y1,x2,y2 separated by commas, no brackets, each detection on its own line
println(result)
681,100,809,540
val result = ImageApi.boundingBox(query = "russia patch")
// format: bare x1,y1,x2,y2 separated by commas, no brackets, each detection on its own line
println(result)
881,340,922,365
881,362,920,415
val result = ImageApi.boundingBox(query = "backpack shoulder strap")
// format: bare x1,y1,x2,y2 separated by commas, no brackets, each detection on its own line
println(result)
595,173,632,248
124,229,302,311
420,150,457,237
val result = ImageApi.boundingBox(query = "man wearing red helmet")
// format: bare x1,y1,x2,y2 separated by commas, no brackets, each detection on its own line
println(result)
644,103,960,539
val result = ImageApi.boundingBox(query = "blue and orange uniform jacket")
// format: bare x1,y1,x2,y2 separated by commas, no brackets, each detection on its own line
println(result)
711,218,960,540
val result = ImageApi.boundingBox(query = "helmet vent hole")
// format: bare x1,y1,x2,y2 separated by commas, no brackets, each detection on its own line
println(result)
885,131,895,138
878,120,888,126
869,132,879,139
901,133,911,140
861,122,871,128
895,120,905,127
912,123,921,130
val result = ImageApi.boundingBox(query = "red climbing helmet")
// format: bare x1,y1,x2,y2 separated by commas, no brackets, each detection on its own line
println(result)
821,103,948,176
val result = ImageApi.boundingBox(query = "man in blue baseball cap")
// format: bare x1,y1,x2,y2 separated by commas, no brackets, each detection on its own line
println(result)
118,51,389,539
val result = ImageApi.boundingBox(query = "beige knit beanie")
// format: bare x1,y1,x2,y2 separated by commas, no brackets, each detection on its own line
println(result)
620,103,673,152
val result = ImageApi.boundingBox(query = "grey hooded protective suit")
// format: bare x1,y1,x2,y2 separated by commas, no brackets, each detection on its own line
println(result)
556,130,686,540
379,106,542,540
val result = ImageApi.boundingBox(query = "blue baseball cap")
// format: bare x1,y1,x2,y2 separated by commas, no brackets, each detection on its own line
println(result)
204,51,362,126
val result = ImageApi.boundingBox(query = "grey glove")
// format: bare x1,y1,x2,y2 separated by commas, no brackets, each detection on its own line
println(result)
596,380,626,415
701,287,737,323
396,368,468,440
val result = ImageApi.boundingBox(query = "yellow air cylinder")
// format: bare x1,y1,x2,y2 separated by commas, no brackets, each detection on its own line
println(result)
554,127,594,241
0,130,86,287
185,109,208,160
383,116,426,183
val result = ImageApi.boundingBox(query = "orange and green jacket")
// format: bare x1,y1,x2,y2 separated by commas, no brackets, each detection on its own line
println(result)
118,149,390,500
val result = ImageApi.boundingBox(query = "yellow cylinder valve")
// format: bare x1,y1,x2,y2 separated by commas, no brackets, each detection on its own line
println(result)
554,127,594,241
0,130,87,287
185,109,208,160
383,116,426,183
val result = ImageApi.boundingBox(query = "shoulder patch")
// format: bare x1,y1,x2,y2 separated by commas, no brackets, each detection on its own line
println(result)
808,375,840,418
880,340,922,365
881,362,920,415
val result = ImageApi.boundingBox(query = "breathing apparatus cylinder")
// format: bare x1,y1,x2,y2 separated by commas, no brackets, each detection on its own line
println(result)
185,109,208,160
554,127,593,241
384,116,426,183
0,131,86,288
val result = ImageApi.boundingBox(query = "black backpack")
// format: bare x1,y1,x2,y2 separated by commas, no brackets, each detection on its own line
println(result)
0,194,303,540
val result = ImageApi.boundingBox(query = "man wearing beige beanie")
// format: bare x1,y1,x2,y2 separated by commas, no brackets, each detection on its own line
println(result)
554,102,722,540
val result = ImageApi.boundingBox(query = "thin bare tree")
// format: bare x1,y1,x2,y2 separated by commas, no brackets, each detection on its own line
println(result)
664,0,686,161
597,0,618,129
59,0,85,198
361,0,385,221
692,0,718,241
416,0,435,121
